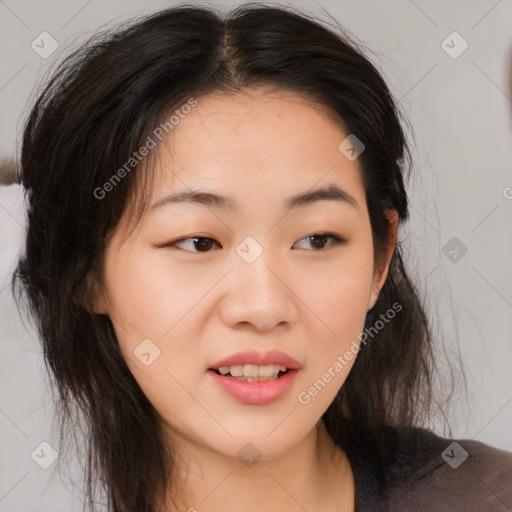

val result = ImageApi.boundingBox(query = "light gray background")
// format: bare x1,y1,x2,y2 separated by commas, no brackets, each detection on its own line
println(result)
1,0,511,510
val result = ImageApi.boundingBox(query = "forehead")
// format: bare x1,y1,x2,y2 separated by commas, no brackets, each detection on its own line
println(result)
149,88,365,205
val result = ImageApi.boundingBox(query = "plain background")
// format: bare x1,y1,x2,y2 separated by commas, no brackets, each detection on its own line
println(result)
1,0,511,510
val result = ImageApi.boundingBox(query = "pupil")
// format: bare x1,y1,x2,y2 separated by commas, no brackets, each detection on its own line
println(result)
310,235,327,250
194,238,213,252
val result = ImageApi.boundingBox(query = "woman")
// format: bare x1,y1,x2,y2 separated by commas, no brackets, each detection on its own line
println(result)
12,3,512,511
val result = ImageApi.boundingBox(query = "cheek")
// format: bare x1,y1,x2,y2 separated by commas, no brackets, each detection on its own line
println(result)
102,242,207,338
101,245,208,403
295,244,374,402
301,242,374,338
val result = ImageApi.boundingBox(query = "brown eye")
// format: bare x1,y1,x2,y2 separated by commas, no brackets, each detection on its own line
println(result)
293,233,345,251
162,233,345,253
169,237,220,252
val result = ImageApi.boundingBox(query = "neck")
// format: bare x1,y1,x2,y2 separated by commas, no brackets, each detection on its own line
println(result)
161,420,355,512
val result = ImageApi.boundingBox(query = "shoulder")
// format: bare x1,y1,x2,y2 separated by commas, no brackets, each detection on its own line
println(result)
380,426,512,511
343,423,512,512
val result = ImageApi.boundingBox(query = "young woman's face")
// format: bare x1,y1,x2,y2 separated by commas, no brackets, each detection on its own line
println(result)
95,88,395,461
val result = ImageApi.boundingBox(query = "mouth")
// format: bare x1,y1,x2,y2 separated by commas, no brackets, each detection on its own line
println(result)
207,350,301,404
207,366,299,405
208,364,291,382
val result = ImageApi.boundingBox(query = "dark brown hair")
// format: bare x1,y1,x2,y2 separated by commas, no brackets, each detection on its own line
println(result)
12,3,454,511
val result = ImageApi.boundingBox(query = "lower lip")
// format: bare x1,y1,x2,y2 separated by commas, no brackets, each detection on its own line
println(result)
208,369,299,405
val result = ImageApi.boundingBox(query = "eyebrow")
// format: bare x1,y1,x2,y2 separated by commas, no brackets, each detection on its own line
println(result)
150,183,359,213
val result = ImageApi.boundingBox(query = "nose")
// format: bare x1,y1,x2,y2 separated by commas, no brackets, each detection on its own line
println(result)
219,247,299,332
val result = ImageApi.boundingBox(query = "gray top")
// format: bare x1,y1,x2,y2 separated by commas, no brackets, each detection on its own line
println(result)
340,424,512,511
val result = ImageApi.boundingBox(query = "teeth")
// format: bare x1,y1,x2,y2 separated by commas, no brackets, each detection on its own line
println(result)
229,365,243,377
256,365,277,377
216,364,289,380
243,364,259,377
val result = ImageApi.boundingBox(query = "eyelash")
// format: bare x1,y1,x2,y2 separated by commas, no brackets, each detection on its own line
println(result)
162,232,346,253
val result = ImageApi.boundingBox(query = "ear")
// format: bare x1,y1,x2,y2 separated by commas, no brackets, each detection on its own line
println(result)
72,268,109,315
367,209,398,311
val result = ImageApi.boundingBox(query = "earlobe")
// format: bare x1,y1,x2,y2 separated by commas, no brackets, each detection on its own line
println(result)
89,290,109,315
367,209,399,310
72,270,109,315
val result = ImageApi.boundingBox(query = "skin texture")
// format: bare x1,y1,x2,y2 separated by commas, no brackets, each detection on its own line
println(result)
93,87,397,511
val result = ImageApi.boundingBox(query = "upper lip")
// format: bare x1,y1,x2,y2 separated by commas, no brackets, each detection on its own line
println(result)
209,350,302,370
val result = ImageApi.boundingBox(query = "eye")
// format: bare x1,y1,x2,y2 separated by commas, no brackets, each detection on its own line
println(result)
169,237,220,253
293,233,346,251
162,232,346,253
